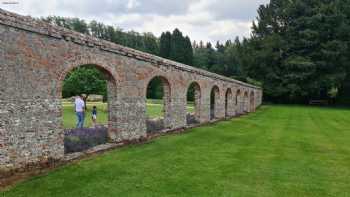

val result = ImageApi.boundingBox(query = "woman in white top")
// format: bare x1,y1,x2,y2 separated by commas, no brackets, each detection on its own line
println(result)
74,95,85,128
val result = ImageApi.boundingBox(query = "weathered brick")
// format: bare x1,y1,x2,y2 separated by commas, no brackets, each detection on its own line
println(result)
0,8,263,172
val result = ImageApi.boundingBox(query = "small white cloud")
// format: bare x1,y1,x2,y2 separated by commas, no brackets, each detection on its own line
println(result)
127,0,139,10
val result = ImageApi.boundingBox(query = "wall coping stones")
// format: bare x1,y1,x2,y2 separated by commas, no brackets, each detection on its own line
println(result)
0,8,261,90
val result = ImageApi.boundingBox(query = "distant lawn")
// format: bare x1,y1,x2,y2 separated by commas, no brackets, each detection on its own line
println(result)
63,100,194,128
3,105,350,196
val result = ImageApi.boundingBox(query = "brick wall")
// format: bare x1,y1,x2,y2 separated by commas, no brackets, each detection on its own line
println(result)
0,9,262,172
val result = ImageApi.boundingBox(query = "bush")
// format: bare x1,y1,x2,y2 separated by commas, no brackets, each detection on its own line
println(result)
186,113,199,125
64,127,108,154
146,118,164,133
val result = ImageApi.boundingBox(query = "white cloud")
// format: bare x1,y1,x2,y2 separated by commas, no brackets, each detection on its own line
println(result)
0,0,269,43
202,0,269,20
127,0,139,10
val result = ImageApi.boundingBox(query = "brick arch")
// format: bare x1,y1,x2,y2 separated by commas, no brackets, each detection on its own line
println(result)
244,91,249,97
56,57,119,97
235,89,242,114
235,89,241,105
243,91,249,113
210,85,220,119
55,60,120,140
225,88,233,117
250,91,255,112
144,75,172,101
145,75,172,129
143,72,174,96
186,81,202,123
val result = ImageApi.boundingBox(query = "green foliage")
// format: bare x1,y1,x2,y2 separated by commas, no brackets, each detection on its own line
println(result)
159,31,172,58
159,29,193,65
186,83,196,102
62,66,107,99
42,17,159,55
337,76,350,104
183,36,194,66
192,38,245,80
192,41,210,70
43,16,89,34
146,77,164,100
246,77,263,87
241,0,350,103
143,33,159,55
170,29,185,63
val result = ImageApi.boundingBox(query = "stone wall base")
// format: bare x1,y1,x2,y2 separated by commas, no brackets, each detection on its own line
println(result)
0,115,248,190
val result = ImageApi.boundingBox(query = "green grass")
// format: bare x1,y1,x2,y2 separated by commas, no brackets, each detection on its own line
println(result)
3,105,350,196
62,102,108,128
63,100,194,128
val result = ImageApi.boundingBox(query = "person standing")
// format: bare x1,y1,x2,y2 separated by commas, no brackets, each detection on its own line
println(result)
75,95,85,128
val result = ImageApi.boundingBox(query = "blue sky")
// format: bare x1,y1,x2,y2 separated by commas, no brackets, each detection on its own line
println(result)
0,0,269,43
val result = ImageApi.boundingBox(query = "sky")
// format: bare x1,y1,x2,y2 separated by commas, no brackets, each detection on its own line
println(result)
0,0,269,43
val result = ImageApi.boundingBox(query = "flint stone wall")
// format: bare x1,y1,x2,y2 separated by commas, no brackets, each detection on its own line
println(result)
0,9,263,172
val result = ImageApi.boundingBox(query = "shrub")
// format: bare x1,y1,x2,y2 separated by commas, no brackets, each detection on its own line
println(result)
64,127,108,154
146,118,164,133
186,113,199,125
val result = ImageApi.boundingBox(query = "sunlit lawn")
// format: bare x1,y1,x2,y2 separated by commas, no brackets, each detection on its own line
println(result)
63,100,194,128
4,105,350,196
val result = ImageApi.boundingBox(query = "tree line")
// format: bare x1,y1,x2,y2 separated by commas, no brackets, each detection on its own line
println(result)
47,0,350,104
43,16,159,55
239,0,350,104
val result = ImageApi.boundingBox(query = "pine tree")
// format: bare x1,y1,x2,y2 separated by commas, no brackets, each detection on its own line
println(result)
184,36,193,65
170,28,186,64
143,33,159,55
159,31,172,58
245,0,350,103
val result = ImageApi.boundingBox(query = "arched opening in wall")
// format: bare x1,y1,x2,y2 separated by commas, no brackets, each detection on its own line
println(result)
250,91,255,112
210,85,220,120
146,76,171,133
60,64,115,154
236,89,241,115
225,88,233,117
243,91,249,113
186,82,201,125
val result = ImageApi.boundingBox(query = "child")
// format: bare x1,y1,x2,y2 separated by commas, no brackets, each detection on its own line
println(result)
92,106,97,127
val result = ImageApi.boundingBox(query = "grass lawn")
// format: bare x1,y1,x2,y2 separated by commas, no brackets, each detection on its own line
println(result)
3,105,350,196
63,100,194,128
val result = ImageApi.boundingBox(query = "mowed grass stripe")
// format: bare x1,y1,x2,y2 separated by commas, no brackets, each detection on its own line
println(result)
269,107,329,196
307,107,350,196
2,105,350,196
